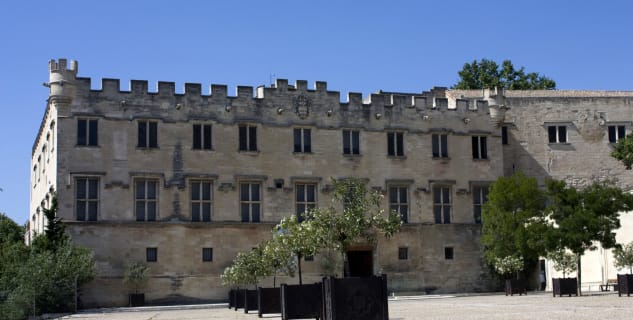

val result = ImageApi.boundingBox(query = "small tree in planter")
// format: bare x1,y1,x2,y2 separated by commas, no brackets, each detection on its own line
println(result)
493,255,526,295
548,250,578,297
613,241,633,296
123,261,150,307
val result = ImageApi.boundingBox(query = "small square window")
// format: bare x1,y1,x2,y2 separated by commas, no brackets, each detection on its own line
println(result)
146,247,158,262
304,255,314,262
608,125,626,143
444,247,454,260
398,247,408,260
202,247,213,262
548,125,567,144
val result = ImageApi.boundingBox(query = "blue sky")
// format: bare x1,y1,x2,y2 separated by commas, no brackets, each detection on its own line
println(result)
1,0,632,224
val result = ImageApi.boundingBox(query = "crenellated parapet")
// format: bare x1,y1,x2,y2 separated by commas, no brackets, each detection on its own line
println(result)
47,59,78,105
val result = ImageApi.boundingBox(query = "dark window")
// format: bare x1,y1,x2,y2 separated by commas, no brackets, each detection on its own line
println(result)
240,182,261,222
398,247,408,260
342,130,360,155
501,126,508,145
608,125,626,143
296,183,316,222
294,128,312,153
387,132,404,157
76,177,98,221
191,181,212,222
138,121,158,148
444,247,454,260
202,247,213,262
432,134,448,158
473,186,489,224
472,136,488,159
389,186,409,223
239,125,257,151
193,124,212,150
433,187,451,224
77,119,98,146
135,179,158,221
146,247,158,262
548,125,567,143
304,255,314,262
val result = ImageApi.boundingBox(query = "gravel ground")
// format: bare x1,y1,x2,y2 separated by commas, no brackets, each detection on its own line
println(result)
61,292,632,320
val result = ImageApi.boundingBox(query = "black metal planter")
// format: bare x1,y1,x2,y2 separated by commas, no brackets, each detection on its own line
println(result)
258,287,281,317
244,289,259,313
280,283,322,320
618,274,633,297
228,289,234,309
234,289,245,310
505,279,527,296
322,274,389,320
552,278,578,297
128,293,145,307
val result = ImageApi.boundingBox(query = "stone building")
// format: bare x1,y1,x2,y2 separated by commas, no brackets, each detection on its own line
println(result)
29,59,632,307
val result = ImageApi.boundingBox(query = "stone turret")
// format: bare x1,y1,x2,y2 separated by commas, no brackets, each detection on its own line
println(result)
47,58,78,105
484,87,507,126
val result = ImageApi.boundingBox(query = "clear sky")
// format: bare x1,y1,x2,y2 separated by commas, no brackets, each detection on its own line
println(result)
1,0,632,224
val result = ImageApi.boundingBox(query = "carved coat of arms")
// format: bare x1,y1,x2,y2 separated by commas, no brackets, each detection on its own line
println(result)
294,95,311,119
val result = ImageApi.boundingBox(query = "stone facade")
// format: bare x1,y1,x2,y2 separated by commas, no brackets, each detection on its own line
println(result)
29,59,633,307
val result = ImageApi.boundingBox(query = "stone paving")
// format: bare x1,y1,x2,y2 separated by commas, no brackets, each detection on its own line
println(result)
61,292,632,320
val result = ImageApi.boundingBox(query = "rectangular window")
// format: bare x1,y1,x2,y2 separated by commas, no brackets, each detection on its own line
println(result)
342,130,360,155
191,181,212,222
135,179,158,221
432,134,448,158
304,255,314,262
239,125,257,151
202,247,213,262
146,247,158,262
608,125,626,143
240,182,261,222
296,183,316,222
387,132,404,157
433,187,451,224
389,186,409,223
444,247,454,260
501,126,508,145
472,136,488,159
138,121,158,148
293,128,312,153
77,119,98,146
398,247,408,260
76,177,99,221
193,124,212,150
548,125,567,143
473,186,489,224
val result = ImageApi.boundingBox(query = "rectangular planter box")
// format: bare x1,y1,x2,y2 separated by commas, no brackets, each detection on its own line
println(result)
228,289,234,309
322,275,388,320
244,289,258,313
552,278,578,297
280,283,322,320
505,279,527,296
129,293,145,307
618,274,633,297
258,287,281,317
233,289,245,310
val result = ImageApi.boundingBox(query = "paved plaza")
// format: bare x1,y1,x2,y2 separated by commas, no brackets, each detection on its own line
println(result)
59,292,632,320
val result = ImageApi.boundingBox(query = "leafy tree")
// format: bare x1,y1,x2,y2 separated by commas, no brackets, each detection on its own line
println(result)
611,134,633,169
481,172,548,273
548,250,577,278
545,179,633,295
307,178,402,276
613,241,633,274
453,59,556,90
42,195,65,250
0,213,24,246
123,261,150,294
221,244,271,288
493,255,524,280
274,215,320,284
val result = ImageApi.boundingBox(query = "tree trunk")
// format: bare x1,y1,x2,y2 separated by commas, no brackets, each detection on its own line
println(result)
297,253,303,285
577,255,582,296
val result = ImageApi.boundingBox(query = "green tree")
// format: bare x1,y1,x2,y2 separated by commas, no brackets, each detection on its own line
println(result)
0,213,24,246
611,134,633,169
453,59,556,90
545,179,633,295
481,172,548,273
613,241,633,274
307,178,402,276
548,250,577,278
274,215,320,284
42,195,66,250
493,255,524,280
123,261,150,294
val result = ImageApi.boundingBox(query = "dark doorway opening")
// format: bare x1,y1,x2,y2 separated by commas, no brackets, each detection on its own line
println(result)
346,250,373,277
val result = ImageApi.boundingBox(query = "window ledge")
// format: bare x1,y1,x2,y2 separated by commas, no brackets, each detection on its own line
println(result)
238,150,260,154
293,151,313,155
191,148,214,151
548,142,570,146
472,158,489,162
387,155,406,160
136,147,160,150
432,156,451,160
343,153,362,158
75,145,100,148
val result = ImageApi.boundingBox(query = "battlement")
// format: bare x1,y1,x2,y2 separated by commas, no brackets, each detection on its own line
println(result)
49,58,78,75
